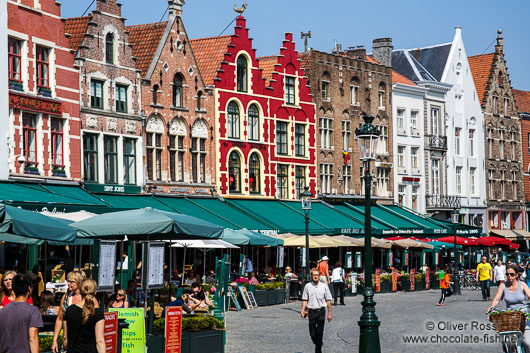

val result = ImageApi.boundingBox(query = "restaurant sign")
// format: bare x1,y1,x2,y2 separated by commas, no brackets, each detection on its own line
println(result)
9,92,62,115
84,183,141,194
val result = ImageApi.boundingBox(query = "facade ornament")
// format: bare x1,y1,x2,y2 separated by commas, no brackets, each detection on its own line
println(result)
170,118,187,136
126,120,136,134
107,118,117,132
86,116,98,129
146,115,165,133
233,2,247,14
191,119,208,138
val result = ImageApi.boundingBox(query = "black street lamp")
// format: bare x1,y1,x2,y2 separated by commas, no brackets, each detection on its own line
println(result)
451,209,462,295
355,114,381,353
301,186,313,283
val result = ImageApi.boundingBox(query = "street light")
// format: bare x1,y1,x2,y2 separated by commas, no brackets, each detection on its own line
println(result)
301,186,312,283
451,209,462,295
355,114,381,353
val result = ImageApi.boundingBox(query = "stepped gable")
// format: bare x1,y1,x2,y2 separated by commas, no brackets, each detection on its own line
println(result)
64,16,92,51
126,22,167,76
257,55,278,85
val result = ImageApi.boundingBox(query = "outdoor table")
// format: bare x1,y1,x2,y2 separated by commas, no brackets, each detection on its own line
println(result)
46,282,68,293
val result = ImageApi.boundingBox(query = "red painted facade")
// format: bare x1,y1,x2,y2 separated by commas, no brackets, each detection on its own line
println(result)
199,17,316,199
7,0,80,179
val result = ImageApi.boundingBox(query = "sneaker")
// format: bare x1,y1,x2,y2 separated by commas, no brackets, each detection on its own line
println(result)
437,303,441,306
340,303,346,306
440,303,445,306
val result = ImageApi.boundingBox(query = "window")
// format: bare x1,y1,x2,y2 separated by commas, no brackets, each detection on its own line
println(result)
285,76,296,105
411,147,418,169
173,74,183,107
510,131,517,160
321,75,330,100
350,79,359,105
236,55,248,92
276,121,288,155
319,116,332,149
83,133,98,182
343,165,352,194
469,129,474,157
152,85,159,105
228,151,241,193
397,145,405,168
146,132,162,180
500,129,505,159
456,167,462,194
277,164,289,199
488,128,494,158
432,159,440,195
50,118,63,167
378,83,385,108
123,138,136,185
8,38,22,82
430,107,439,135
116,84,127,113
248,104,259,141
455,128,461,155
295,124,305,157
470,167,476,195
104,136,118,184
376,125,388,155
342,121,351,151
249,153,260,194
397,109,405,132
169,132,185,182
501,170,506,199
227,102,240,138
504,98,509,116
493,96,498,114
295,166,306,199
398,185,406,205
376,168,389,196
320,163,333,194
197,91,202,110
36,46,49,88
488,170,495,199
191,137,206,183
22,113,37,166
412,186,419,211
105,33,114,64
410,110,418,130
512,171,517,199
91,80,104,109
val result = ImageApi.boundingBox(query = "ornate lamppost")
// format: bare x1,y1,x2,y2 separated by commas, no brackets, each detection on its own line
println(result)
451,208,462,295
301,186,313,283
355,114,381,353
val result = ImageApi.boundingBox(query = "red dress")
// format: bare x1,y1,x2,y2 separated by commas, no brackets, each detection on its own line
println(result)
1,295,33,306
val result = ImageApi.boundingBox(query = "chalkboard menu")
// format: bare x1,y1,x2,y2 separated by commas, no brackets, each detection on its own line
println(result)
228,286,241,311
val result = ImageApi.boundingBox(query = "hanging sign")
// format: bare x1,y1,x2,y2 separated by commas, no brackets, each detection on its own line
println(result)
355,252,362,269
165,307,183,353
391,269,397,292
387,250,393,267
345,252,353,269
142,242,165,289
425,268,431,290
517,253,522,264
93,240,117,292
501,252,507,263
109,308,145,353
375,269,381,292
104,311,118,353
410,269,415,291
276,246,284,268
239,255,248,276
475,251,482,264
403,251,409,267
301,248,307,268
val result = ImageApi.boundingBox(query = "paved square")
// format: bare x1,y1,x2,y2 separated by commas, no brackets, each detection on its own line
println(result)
225,288,505,353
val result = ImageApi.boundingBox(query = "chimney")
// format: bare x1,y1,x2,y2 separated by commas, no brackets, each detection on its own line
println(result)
454,26,462,36
346,46,366,60
332,39,343,54
168,0,184,19
372,37,393,67
495,29,503,54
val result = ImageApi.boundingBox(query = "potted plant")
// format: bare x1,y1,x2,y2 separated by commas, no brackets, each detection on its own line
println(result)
52,167,66,177
415,273,425,291
38,87,52,97
25,165,39,175
402,274,412,292
9,80,23,91
356,275,365,295
379,274,391,293
39,335,62,353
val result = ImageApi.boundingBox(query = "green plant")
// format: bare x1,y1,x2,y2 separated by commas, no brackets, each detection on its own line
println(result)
255,283,277,291
153,318,165,333
380,275,391,283
415,273,425,281
25,166,39,171
274,282,285,289
153,316,224,333
39,335,62,352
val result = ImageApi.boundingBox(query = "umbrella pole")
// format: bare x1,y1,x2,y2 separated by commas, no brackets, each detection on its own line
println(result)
120,241,124,286
169,240,172,297
181,246,187,286
44,242,48,282
79,246,83,270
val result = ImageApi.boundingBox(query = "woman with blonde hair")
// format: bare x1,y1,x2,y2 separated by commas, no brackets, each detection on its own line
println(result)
107,289,129,309
63,279,105,353
0,270,33,308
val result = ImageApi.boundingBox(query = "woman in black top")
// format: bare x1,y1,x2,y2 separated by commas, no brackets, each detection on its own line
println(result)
64,279,105,353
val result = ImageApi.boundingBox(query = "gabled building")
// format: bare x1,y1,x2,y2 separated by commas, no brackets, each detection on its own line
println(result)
64,0,143,193
7,0,81,180
127,0,215,195
468,30,525,235
299,40,393,199
191,16,317,199
513,89,530,231
0,0,7,179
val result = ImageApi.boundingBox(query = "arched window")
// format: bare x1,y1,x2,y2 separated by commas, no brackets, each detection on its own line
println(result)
228,151,241,193
227,101,240,138
248,104,259,140
197,91,202,110
173,74,183,107
105,33,114,64
236,55,248,92
152,84,159,105
249,153,260,194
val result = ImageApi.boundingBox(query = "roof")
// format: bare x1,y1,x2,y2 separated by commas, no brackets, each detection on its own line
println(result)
64,16,92,51
408,43,451,81
126,22,167,76
392,70,415,86
514,89,530,114
392,50,420,82
365,55,380,65
298,52,312,77
190,35,232,86
257,56,278,84
468,53,495,104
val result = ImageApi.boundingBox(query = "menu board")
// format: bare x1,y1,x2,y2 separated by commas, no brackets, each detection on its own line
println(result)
391,269,397,292
104,311,118,353
410,269,415,291
98,241,116,291
144,242,165,289
109,308,145,353
375,269,381,292
165,307,183,353
425,268,431,290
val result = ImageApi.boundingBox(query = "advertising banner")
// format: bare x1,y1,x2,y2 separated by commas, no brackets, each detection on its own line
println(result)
425,268,431,290
109,308,145,353
104,311,118,353
375,269,381,292
391,269,397,292
165,307,183,353
410,269,415,291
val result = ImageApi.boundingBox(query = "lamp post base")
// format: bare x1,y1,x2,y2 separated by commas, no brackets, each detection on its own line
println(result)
454,273,462,295
358,287,381,353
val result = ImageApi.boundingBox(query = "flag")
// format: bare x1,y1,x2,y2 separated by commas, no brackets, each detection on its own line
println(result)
343,151,350,165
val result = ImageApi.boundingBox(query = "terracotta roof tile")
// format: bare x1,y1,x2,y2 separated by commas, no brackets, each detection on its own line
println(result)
257,56,278,84
126,22,167,77
468,53,495,104
365,55,380,64
298,52,312,77
392,70,415,86
190,36,232,86
64,16,92,51
514,89,530,114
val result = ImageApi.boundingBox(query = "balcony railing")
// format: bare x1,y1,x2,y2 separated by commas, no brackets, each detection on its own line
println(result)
426,194,461,209
426,135,447,150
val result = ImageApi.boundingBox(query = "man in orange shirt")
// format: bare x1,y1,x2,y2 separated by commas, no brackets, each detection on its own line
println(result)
317,256,331,285
438,269,454,306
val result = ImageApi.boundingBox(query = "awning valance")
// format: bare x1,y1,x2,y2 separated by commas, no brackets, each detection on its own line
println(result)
491,229,530,240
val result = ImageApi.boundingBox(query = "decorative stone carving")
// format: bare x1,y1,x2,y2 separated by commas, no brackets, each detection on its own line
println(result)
107,118,117,132
169,118,186,136
126,120,136,134
146,115,165,133
86,115,98,129
191,119,208,138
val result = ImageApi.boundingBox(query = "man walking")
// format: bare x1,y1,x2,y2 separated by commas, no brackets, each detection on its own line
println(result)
301,269,332,353
317,256,330,285
331,261,346,306
476,256,492,301
493,259,506,286
0,273,43,353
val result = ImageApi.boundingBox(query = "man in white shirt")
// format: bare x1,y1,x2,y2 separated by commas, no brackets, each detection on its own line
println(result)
301,269,332,353
331,262,346,306
493,259,506,286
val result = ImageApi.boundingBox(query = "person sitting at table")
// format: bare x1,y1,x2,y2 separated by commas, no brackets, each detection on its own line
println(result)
40,290,60,315
184,271,195,285
163,291,193,316
284,267,298,280
194,291,210,311
205,270,215,284
0,270,33,308
107,289,129,309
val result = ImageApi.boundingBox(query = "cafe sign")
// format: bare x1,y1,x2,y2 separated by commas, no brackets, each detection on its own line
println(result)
84,183,141,194
9,92,62,115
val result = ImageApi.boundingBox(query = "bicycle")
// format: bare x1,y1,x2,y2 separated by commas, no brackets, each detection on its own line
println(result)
458,271,478,290
488,307,527,353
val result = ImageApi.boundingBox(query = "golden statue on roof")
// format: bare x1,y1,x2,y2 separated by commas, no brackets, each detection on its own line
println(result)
233,2,247,14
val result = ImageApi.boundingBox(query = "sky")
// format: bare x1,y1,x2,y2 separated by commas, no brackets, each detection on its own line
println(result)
60,0,530,90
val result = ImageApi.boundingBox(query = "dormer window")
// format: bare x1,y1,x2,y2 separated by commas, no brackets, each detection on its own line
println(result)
236,55,248,92
105,33,114,64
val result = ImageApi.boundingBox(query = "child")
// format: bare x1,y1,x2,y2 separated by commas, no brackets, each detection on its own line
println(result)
438,269,454,306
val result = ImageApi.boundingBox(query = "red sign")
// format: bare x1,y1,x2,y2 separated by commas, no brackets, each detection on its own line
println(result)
426,268,431,290
104,312,118,353
165,307,183,353
402,177,420,183
410,269,415,291
9,92,62,115
404,252,409,267
375,269,381,292
391,269,397,292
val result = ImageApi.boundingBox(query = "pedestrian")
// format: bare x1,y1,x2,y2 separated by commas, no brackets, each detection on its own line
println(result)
0,270,34,308
316,256,331,285
63,278,105,353
0,273,43,353
521,263,530,288
301,269,332,353
438,269,453,306
40,290,60,315
476,256,492,301
331,262,346,306
493,259,506,287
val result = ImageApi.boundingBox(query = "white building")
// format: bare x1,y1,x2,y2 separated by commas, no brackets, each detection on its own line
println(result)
0,0,8,180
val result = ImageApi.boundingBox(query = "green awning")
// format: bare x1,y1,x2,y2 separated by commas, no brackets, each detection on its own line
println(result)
95,194,175,212
332,204,392,232
0,233,44,245
431,218,482,236
378,204,452,236
221,228,283,246
346,203,423,232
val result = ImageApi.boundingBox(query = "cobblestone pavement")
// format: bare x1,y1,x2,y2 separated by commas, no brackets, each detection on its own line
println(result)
225,288,506,353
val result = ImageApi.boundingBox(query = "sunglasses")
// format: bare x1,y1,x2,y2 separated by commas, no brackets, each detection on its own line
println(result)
507,272,517,277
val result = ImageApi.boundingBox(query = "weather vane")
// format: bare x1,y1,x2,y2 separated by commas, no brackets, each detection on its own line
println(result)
233,2,247,14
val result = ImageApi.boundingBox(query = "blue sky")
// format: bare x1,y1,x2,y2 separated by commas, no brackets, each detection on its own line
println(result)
61,0,530,90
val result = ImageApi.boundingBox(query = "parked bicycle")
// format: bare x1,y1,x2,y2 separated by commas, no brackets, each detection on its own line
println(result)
458,270,478,290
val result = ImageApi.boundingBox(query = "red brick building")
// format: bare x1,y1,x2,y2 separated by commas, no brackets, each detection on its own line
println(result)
8,0,80,179
191,16,317,199
514,89,530,225
127,0,215,194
